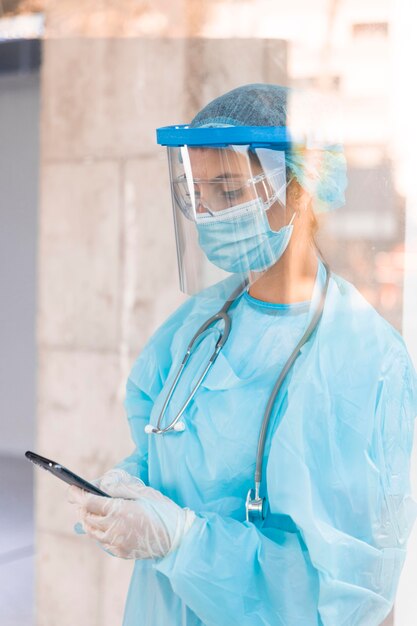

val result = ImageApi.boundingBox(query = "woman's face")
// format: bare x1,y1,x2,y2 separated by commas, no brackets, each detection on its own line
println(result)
188,147,258,214
187,146,302,233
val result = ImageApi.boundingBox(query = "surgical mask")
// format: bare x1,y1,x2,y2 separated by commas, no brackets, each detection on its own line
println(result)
195,197,294,274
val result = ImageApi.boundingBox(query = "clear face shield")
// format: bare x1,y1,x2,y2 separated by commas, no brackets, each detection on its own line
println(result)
166,142,295,296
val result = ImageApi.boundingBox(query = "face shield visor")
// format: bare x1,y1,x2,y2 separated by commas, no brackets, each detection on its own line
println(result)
157,126,298,297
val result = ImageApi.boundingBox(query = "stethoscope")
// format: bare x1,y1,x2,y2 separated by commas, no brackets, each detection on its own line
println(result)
144,262,331,524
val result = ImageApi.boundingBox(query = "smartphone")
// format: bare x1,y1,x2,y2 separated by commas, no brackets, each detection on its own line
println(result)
25,450,111,497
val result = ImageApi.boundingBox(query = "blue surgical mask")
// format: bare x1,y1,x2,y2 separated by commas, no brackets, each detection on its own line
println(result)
195,197,294,274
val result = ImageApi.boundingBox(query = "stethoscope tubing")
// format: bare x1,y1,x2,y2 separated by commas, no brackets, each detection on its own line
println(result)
148,262,331,517
152,281,244,434
254,263,330,489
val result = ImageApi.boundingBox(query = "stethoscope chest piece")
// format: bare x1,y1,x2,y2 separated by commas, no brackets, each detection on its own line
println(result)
246,486,266,523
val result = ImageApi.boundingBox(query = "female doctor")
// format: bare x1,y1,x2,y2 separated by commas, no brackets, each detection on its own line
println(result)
67,84,417,626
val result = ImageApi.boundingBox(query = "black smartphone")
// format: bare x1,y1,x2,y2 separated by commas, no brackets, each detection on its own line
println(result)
25,450,111,497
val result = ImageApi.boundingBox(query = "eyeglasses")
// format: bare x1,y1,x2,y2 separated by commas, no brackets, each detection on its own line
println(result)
173,168,287,220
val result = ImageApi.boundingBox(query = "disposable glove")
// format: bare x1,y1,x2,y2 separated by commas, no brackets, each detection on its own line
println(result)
73,468,146,535
67,480,196,559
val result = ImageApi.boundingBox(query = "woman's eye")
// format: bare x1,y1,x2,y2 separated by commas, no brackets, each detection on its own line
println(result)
222,187,244,200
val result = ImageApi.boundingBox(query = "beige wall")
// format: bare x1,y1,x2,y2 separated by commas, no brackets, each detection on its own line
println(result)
36,35,287,625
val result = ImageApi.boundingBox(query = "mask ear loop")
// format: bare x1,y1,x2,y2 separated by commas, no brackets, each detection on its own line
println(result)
263,174,297,216
281,175,297,227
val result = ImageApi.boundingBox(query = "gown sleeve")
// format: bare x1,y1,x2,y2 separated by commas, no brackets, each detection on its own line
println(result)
111,374,154,483
111,297,196,484
153,345,417,626
303,346,417,626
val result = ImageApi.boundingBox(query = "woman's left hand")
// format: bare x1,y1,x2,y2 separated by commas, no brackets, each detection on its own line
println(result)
67,483,196,560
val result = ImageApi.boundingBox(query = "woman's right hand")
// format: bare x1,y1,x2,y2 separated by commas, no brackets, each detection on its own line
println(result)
72,468,146,535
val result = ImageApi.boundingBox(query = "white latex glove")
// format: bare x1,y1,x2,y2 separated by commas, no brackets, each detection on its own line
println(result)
73,468,146,535
93,468,146,497
67,479,196,560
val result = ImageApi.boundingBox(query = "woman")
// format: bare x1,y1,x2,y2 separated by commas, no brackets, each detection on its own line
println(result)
68,84,417,626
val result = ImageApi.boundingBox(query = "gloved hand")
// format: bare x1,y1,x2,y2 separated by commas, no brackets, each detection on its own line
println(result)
73,468,146,535
67,478,196,560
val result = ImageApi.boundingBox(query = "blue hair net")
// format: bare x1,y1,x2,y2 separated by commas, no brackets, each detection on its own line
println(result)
190,83,347,213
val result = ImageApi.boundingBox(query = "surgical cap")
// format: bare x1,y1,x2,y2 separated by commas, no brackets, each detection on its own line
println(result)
190,83,347,213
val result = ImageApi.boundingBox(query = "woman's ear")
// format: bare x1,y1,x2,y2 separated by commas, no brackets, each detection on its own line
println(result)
286,179,311,214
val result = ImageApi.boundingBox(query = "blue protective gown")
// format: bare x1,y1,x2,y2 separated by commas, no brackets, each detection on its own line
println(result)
113,260,417,626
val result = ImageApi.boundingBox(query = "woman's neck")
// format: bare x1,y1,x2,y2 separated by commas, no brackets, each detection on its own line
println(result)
248,243,319,305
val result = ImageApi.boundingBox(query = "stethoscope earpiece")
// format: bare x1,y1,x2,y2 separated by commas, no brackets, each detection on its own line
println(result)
144,421,186,435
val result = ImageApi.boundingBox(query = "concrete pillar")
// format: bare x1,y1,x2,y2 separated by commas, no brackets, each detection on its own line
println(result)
36,34,287,625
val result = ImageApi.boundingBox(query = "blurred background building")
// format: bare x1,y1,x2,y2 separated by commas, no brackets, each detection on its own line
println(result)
1,0,416,625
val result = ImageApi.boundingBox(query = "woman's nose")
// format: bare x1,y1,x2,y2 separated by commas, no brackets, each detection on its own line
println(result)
193,183,212,214
196,199,208,214
195,191,213,214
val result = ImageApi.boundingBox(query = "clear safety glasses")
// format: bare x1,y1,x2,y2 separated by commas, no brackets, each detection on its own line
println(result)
170,145,288,220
